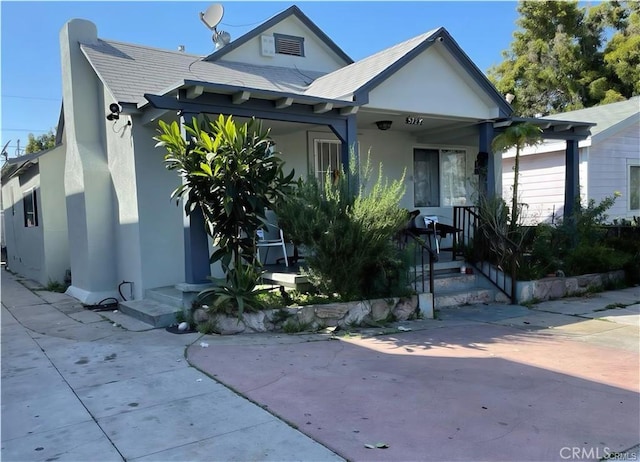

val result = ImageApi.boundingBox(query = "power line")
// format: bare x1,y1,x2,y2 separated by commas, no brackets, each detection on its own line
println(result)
2,94,60,101
2,128,53,132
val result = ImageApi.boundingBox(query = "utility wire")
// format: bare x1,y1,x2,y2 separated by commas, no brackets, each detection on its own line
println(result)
2,95,59,101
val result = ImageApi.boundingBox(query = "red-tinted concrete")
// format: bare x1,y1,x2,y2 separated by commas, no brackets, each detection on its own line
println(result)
188,323,639,461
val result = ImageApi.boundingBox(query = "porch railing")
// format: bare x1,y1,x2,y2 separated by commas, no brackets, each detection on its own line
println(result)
397,230,437,295
453,206,518,304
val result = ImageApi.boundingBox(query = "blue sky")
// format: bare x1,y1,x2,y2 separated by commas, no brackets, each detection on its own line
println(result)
0,1,521,158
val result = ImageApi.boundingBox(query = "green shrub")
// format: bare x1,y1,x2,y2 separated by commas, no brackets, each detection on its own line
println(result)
46,279,68,293
521,193,634,279
276,151,409,301
154,115,294,320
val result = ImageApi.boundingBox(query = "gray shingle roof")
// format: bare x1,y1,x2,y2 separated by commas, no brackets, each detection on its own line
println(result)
80,39,327,107
304,29,439,100
542,96,640,137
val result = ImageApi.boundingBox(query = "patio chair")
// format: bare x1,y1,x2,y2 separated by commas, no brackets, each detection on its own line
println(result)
423,215,440,254
256,210,289,267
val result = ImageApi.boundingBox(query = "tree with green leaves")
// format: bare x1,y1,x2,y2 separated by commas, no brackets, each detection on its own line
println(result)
492,122,542,231
490,1,638,116
154,115,294,317
25,131,56,154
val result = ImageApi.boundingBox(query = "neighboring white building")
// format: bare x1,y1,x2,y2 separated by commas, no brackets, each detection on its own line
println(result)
503,97,640,225
2,4,591,305
1,144,69,286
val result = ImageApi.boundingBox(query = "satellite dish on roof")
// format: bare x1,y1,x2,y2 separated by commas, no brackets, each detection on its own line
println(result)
213,30,231,49
200,4,224,30
199,4,230,49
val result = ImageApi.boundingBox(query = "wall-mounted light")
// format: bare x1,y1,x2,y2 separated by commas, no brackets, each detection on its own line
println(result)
375,120,392,131
106,103,121,121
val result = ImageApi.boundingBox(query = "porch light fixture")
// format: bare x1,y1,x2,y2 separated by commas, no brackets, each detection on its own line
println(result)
375,120,392,131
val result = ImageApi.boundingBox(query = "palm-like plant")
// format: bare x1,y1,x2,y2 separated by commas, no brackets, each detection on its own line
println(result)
155,115,294,318
492,122,543,231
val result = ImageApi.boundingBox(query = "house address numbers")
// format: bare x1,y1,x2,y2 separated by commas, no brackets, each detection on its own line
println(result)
406,117,424,125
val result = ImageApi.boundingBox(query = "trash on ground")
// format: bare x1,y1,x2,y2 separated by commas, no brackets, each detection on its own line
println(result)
200,342,209,348
397,326,411,332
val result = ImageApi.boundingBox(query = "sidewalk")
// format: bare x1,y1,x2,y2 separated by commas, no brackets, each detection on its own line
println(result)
0,271,343,461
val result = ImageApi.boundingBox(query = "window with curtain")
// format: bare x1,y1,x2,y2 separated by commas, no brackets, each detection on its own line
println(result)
414,148,468,207
414,149,440,207
441,149,468,206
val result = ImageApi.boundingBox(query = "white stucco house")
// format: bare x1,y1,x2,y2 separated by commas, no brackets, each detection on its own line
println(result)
1,4,591,306
1,128,69,286
502,97,640,225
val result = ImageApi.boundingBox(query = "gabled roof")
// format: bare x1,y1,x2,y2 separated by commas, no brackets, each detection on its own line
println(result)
305,27,513,115
541,96,639,140
80,39,328,107
78,6,511,116
203,5,353,65
1,146,57,182
305,29,439,100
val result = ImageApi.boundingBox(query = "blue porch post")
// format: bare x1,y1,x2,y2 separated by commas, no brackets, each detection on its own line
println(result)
564,139,580,219
180,111,211,284
329,115,358,195
478,122,495,199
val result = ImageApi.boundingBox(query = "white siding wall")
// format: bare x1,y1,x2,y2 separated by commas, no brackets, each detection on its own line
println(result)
588,122,640,220
503,148,588,225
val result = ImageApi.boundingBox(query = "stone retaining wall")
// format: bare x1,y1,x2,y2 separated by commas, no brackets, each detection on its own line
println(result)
516,270,625,303
193,296,419,335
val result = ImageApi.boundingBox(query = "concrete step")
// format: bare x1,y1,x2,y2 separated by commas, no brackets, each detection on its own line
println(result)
433,273,478,292
119,299,181,328
145,286,183,309
435,288,494,309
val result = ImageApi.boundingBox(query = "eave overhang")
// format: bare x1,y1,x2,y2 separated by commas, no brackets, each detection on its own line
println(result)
493,116,595,141
141,79,361,124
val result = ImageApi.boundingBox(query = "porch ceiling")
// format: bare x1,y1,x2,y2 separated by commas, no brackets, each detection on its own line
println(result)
230,112,479,139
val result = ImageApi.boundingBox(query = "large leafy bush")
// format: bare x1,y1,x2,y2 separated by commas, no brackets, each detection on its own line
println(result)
276,152,409,300
154,115,294,317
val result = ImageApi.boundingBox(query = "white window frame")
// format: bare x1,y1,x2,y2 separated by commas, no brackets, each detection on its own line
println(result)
313,139,341,188
413,146,470,208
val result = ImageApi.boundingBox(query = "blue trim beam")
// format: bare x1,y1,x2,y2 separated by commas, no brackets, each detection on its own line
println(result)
179,106,212,285
478,121,495,199
564,139,580,218
145,93,350,127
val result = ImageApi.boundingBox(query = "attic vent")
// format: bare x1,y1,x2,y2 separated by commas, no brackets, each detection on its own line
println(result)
274,33,305,57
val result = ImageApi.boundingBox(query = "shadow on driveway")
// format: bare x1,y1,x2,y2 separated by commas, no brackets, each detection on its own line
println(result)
189,315,639,462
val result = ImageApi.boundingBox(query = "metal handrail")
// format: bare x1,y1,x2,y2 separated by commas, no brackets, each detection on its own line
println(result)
454,206,519,304
398,230,438,294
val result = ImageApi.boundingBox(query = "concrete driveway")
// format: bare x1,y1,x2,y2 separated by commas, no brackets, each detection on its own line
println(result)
188,290,640,462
